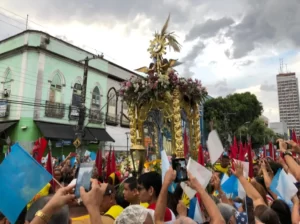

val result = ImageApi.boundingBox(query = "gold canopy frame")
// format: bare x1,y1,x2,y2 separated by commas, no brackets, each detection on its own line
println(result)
121,15,205,159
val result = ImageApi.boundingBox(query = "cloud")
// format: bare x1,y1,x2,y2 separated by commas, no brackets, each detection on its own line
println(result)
1,0,192,28
206,79,236,97
224,0,300,59
233,60,254,68
186,17,234,41
55,35,74,44
260,82,277,92
181,40,206,78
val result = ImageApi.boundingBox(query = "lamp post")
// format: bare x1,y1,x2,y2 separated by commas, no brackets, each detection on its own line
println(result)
6,136,11,153
125,132,130,157
130,135,146,178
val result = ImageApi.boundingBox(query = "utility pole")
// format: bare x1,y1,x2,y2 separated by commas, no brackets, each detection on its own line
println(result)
75,55,103,161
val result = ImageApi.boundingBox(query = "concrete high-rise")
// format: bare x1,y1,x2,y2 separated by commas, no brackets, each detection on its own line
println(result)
276,73,300,135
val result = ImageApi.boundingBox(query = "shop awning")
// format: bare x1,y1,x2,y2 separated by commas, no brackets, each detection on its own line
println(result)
84,127,115,142
35,121,114,142
0,121,17,133
35,121,75,140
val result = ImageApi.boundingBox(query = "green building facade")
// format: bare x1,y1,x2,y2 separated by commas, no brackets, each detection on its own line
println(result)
0,30,137,160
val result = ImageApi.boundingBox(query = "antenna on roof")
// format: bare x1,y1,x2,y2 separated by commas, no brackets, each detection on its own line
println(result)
279,58,283,73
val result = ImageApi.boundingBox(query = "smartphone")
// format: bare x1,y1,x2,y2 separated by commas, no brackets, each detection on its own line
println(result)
74,163,94,198
172,158,188,183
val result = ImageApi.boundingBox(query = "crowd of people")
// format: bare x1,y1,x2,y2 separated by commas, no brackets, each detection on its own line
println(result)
1,138,300,224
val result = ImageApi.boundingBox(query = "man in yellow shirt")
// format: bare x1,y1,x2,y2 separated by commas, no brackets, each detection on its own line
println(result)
72,184,123,224
213,154,231,176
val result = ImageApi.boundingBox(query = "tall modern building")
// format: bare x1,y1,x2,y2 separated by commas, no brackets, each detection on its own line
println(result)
276,72,300,135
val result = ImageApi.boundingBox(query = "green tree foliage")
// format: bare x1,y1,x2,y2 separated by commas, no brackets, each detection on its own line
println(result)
238,118,278,149
204,92,263,146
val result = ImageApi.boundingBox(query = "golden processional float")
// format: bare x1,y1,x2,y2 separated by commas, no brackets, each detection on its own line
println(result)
119,16,207,173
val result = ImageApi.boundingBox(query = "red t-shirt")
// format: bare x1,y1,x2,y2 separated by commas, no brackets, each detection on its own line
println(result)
147,203,174,222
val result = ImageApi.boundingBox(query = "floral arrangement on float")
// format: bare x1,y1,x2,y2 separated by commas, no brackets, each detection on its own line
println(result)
118,15,207,107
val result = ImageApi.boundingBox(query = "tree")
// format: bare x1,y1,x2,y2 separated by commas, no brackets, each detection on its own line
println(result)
204,92,263,146
238,118,278,149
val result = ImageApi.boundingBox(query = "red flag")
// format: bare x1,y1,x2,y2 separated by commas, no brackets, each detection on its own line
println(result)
32,137,48,164
262,145,266,158
197,145,204,166
95,149,102,177
46,150,55,188
183,129,189,158
248,141,254,178
111,149,116,173
106,149,112,180
269,142,274,160
238,141,245,161
231,136,238,159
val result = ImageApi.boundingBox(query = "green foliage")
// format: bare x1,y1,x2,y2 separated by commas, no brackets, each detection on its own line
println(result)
238,118,277,149
204,92,263,146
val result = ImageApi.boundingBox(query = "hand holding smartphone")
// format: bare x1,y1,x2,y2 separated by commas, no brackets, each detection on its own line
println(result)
74,163,94,198
172,158,188,183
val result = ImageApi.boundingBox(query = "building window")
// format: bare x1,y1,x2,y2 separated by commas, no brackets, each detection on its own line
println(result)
89,86,103,124
46,72,65,118
120,99,129,127
106,87,118,125
69,82,82,120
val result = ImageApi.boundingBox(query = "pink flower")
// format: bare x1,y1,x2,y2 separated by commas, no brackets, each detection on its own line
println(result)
126,81,132,87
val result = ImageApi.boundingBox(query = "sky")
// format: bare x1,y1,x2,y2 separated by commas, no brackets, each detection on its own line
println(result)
1,0,300,122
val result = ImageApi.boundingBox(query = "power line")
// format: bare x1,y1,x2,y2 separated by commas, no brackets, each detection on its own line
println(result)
0,6,46,29
0,11,25,26
0,18,24,31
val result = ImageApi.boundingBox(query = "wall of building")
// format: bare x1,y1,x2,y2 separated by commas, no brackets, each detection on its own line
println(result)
269,121,288,137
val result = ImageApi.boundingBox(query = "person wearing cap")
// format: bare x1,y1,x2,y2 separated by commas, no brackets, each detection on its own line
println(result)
72,183,123,224
99,184,124,222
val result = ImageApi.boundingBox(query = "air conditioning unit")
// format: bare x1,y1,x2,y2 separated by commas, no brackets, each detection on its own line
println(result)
40,36,50,48
1,89,10,98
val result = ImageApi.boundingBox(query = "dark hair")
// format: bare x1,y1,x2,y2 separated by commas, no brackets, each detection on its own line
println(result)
268,161,282,175
251,182,268,205
124,177,137,191
138,172,162,198
254,204,280,224
26,196,69,224
0,207,27,224
167,184,183,216
271,200,292,224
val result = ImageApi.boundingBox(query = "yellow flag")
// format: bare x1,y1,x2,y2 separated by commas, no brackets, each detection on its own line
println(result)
27,183,51,209
181,193,190,208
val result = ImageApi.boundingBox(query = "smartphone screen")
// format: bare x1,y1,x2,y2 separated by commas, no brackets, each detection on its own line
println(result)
172,158,188,183
74,163,93,198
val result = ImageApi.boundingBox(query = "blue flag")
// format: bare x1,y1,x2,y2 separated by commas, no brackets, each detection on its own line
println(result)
221,175,238,198
90,152,96,161
0,143,52,224
70,157,76,168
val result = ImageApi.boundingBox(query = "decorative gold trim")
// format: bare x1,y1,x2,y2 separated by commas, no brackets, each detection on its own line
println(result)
173,88,184,157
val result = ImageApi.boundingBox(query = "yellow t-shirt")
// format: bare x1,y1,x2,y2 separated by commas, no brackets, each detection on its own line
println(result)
213,163,230,174
72,205,123,224
140,202,149,208
27,183,51,209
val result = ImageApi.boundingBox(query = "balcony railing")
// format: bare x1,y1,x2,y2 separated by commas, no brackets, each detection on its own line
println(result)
45,101,65,118
106,113,118,125
89,109,104,124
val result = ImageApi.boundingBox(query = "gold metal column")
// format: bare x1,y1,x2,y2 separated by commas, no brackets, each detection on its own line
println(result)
173,88,184,157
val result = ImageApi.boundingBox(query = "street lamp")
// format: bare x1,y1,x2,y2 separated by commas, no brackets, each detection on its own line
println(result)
125,132,130,157
130,135,146,177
